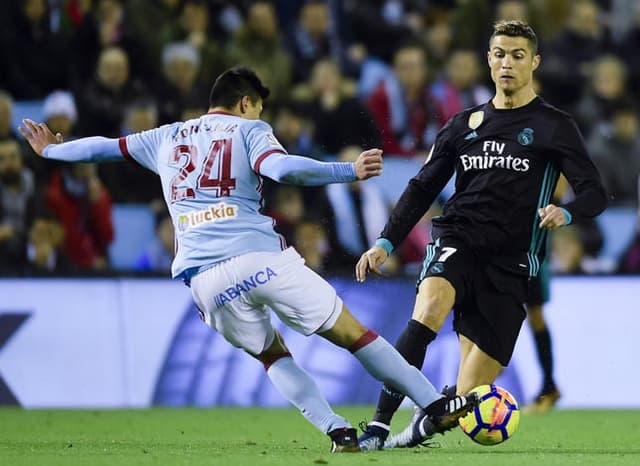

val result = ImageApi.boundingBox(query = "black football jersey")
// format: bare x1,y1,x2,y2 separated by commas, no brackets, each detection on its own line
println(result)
381,97,607,276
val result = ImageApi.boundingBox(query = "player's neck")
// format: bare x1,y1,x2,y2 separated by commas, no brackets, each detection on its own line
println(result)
492,88,537,110
208,106,240,117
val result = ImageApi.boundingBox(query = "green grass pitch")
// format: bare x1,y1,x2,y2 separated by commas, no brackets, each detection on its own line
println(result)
1,407,639,466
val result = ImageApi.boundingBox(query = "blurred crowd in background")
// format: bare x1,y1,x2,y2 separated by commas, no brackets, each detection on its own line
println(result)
1,0,639,277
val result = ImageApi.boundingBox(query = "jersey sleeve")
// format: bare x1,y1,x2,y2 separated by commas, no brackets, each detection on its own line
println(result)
120,123,181,174
552,116,607,220
258,152,356,185
243,120,287,172
380,118,457,249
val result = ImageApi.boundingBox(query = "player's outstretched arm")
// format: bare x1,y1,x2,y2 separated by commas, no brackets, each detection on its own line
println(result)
19,119,63,156
258,149,383,186
19,119,124,163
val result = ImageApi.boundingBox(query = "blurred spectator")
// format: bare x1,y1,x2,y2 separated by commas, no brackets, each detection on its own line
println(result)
227,1,292,105
367,44,446,157
537,0,609,110
522,0,572,42
287,0,339,83
420,10,455,71
0,140,37,273
618,3,640,99
315,146,390,271
97,99,162,203
346,1,429,97
573,55,630,136
69,0,153,87
550,226,586,274
0,0,68,99
342,0,422,63
164,0,228,88
208,1,245,44
125,0,183,72
156,42,208,124
134,207,174,273
430,49,492,121
0,91,18,142
292,59,381,155
588,106,640,207
122,100,159,135
181,105,209,121
396,207,440,275
77,46,144,137
43,91,78,140
24,208,71,275
45,164,114,270
53,0,94,33
267,185,306,246
495,0,529,22
292,217,330,273
618,221,640,273
552,175,604,272
27,90,81,185
449,0,492,52
272,106,321,158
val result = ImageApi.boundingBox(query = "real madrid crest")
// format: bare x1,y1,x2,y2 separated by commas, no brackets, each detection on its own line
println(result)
517,127,534,146
468,111,484,130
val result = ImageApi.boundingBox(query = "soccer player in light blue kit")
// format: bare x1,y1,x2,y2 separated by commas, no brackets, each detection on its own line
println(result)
20,67,476,453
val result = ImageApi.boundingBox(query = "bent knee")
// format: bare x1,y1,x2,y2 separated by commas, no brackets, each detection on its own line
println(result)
413,277,455,328
251,331,289,363
319,305,369,349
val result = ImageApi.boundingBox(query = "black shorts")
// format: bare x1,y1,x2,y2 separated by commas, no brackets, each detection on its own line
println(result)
417,237,528,366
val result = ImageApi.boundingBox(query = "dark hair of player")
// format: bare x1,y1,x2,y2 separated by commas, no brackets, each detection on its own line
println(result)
490,20,538,54
209,66,271,108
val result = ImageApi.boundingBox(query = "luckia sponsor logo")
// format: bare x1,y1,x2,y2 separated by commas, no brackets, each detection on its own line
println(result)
177,203,238,232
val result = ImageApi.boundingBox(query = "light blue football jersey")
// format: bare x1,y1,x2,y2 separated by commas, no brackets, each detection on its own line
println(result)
120,112,288,278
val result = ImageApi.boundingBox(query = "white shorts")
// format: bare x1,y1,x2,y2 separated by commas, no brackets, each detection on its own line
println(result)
189,247,343,355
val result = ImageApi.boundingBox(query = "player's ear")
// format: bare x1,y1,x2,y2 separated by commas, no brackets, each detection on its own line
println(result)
486,50,492,68
239,96,249,114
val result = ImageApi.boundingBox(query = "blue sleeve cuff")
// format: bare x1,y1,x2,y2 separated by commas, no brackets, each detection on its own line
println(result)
559,207,572,225
375,238,394,254
42,144,54,158
332,162,357,182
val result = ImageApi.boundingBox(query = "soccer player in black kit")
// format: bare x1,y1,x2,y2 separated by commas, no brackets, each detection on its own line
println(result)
356,20,607,450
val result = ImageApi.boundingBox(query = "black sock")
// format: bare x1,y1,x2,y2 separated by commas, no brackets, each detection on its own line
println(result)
533,328,555,392
372,319,437,425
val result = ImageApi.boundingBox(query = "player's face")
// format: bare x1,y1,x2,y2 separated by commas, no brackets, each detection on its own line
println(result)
487,35,540,96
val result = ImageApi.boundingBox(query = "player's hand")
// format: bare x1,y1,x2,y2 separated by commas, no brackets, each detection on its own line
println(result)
18,119,64,157
354,148,383,180
538,203,568,229
356,245,388,282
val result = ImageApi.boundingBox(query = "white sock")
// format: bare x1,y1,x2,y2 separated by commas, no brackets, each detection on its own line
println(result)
267,356,351,434
352,332,442,408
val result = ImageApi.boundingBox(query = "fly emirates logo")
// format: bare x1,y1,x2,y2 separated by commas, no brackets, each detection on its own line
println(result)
460,140,531,172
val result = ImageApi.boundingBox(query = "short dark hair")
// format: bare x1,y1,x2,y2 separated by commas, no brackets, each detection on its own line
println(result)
490,20,538,54
209,66,270,108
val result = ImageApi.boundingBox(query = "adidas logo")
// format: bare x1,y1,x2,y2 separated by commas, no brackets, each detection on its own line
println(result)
464,131,478,140
448,396,465,412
